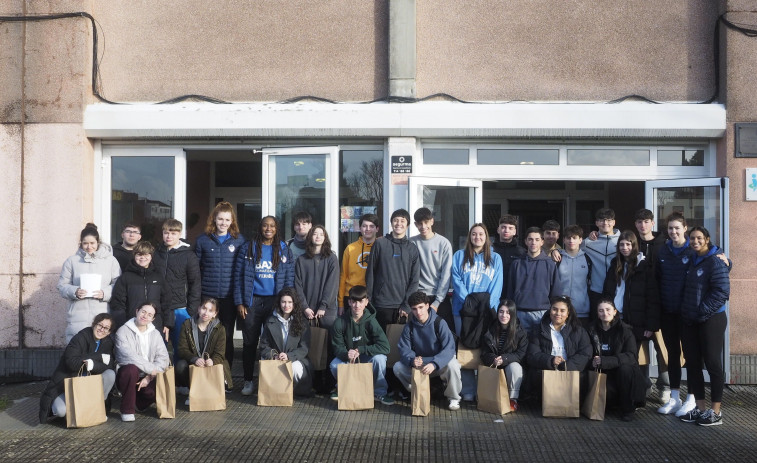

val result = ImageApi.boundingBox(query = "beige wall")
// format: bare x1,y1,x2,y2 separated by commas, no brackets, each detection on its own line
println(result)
91,0,389,103
417,0,718,101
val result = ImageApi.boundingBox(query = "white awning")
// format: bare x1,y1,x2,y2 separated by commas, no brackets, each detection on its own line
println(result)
84,102,726,139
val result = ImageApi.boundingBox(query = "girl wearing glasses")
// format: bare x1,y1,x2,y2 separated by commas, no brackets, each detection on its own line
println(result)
57,223,121,343
39,313,116,424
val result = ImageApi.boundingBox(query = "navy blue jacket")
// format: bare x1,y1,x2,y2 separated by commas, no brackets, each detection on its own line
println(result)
195,233,246,299
656,239,697,315
681,246,730,324
232,240,294,307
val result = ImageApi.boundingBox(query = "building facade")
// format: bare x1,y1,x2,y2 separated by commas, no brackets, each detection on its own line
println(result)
2,1,756,382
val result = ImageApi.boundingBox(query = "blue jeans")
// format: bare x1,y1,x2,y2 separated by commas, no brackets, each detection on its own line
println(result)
330,354,388,397
517,310,546,338
172,308,191,362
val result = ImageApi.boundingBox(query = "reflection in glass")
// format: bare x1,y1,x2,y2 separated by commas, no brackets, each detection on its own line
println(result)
568,149,649,166
657,150,705,166
423,149,469,165
339,150,383,256
421,185,472,250
272,155,325,241
655,186,721,245
111,156,174,245
478,149,559,165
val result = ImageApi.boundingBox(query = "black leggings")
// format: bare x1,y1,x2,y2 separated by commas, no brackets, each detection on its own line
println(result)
680,311,727,403
660,312,683,389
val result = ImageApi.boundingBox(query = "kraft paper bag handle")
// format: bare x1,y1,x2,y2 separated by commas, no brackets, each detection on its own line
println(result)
268,349,280,360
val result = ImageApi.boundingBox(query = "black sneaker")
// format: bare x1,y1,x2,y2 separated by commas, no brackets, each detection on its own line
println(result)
679,408,703,423
697,409,723,426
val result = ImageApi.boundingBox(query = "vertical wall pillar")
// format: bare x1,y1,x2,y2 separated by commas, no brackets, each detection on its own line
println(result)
389,0,416,98
385,137,418,226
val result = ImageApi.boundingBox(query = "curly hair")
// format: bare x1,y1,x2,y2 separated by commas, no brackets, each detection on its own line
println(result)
275,287,306,337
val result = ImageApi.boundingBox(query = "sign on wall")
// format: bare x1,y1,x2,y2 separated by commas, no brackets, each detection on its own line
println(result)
747,168,757,201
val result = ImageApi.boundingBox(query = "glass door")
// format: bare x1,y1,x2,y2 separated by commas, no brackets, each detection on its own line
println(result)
408,176,482,250
262,147,340,241
645,177,730,382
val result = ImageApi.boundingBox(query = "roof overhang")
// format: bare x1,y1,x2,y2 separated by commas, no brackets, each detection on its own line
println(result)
84,102,726,139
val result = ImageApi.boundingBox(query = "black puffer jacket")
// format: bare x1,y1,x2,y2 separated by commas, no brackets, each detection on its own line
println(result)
153,240,201,317
112,242,133,271
480,322,528,367
586,317,638,370
527,312,591,371
603,255,660,338
39,327,115,423
110,260,172,331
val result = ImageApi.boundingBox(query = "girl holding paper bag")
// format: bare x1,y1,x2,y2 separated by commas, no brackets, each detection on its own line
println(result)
480,299,528,412
57,223,121,343
259,287,313,397
587,298,646,421
176,298,233,396
39,313,116,424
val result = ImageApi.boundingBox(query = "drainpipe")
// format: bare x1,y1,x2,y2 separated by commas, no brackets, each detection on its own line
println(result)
389,0,416,98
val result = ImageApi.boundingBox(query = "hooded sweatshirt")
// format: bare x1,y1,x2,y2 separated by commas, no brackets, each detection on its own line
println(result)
115,318,169,375
365,234,420,312
338,236,374,305
656,238,696,315
153,240,201,316
583,229,621,293
451,249,503,316
331,302,390,361
557,249,591,317
681,245,730,323
397,309,456,371
506,251,560,312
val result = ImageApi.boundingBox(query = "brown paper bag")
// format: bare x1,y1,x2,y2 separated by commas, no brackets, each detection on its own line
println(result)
64,370,106,428
637,339,650,366
308,320,329,371
651,330,686,367
411,368,431,416
337,361,374,410
457,347,482,370
386,323,405,367
257,359,294,407
189,363,226,412
542,368,580,418
581,370,606,421
476,365,510,415
155,364,176,419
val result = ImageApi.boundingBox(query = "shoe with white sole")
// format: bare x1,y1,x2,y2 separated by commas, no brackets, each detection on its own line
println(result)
241,380,255,396
657,397,682,414
448,399,461,411
121,413,135,422
675,398,697,417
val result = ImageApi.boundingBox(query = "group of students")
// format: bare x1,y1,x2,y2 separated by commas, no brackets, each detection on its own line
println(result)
45,202,730,426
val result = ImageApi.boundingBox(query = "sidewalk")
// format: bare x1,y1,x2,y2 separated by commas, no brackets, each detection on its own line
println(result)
2,365,756,462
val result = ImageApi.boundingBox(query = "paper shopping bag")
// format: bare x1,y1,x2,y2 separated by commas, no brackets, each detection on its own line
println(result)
386,323,405,367
308,320,329,371
64,370,106,428
542,368,580,418
257,359,294,407
581,369,607,421
189,364,226,412
476,365,510,415
411,368,431,417
337,361,374,410
457,347,482,370
155,364,176,419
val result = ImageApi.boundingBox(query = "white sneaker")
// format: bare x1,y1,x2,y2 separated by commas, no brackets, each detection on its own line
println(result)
241,380,254,396
660,389,671,404
657,397,682,414
184,398,190,406
448,399,461,411
176,386,189,396
675,398,697,417
121,413,135,422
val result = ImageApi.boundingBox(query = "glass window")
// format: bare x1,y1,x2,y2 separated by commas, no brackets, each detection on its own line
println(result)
657,149,705,166
215,161,261,187
423,148,468,165
655,186,722,245
272,155,326,239
568,149,649,166
421,185,474,250
478,149,559,165
111,157,174,245
339,150,384,255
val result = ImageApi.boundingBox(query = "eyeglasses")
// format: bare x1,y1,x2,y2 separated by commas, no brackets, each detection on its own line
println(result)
95,323,112,332
123,230,141,235
137,309,155,319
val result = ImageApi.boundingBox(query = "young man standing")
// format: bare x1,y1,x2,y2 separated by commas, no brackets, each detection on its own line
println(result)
582,208,620,315
542,220,562,254
557,225,592,326
330,285,393,405
492,214,526,301
393,291,462,411
409,208,453,329
365,209,420,331
286,211,312,262
338,213,380,316
152,219,201,358
113,222,142,271
506,227,561,336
